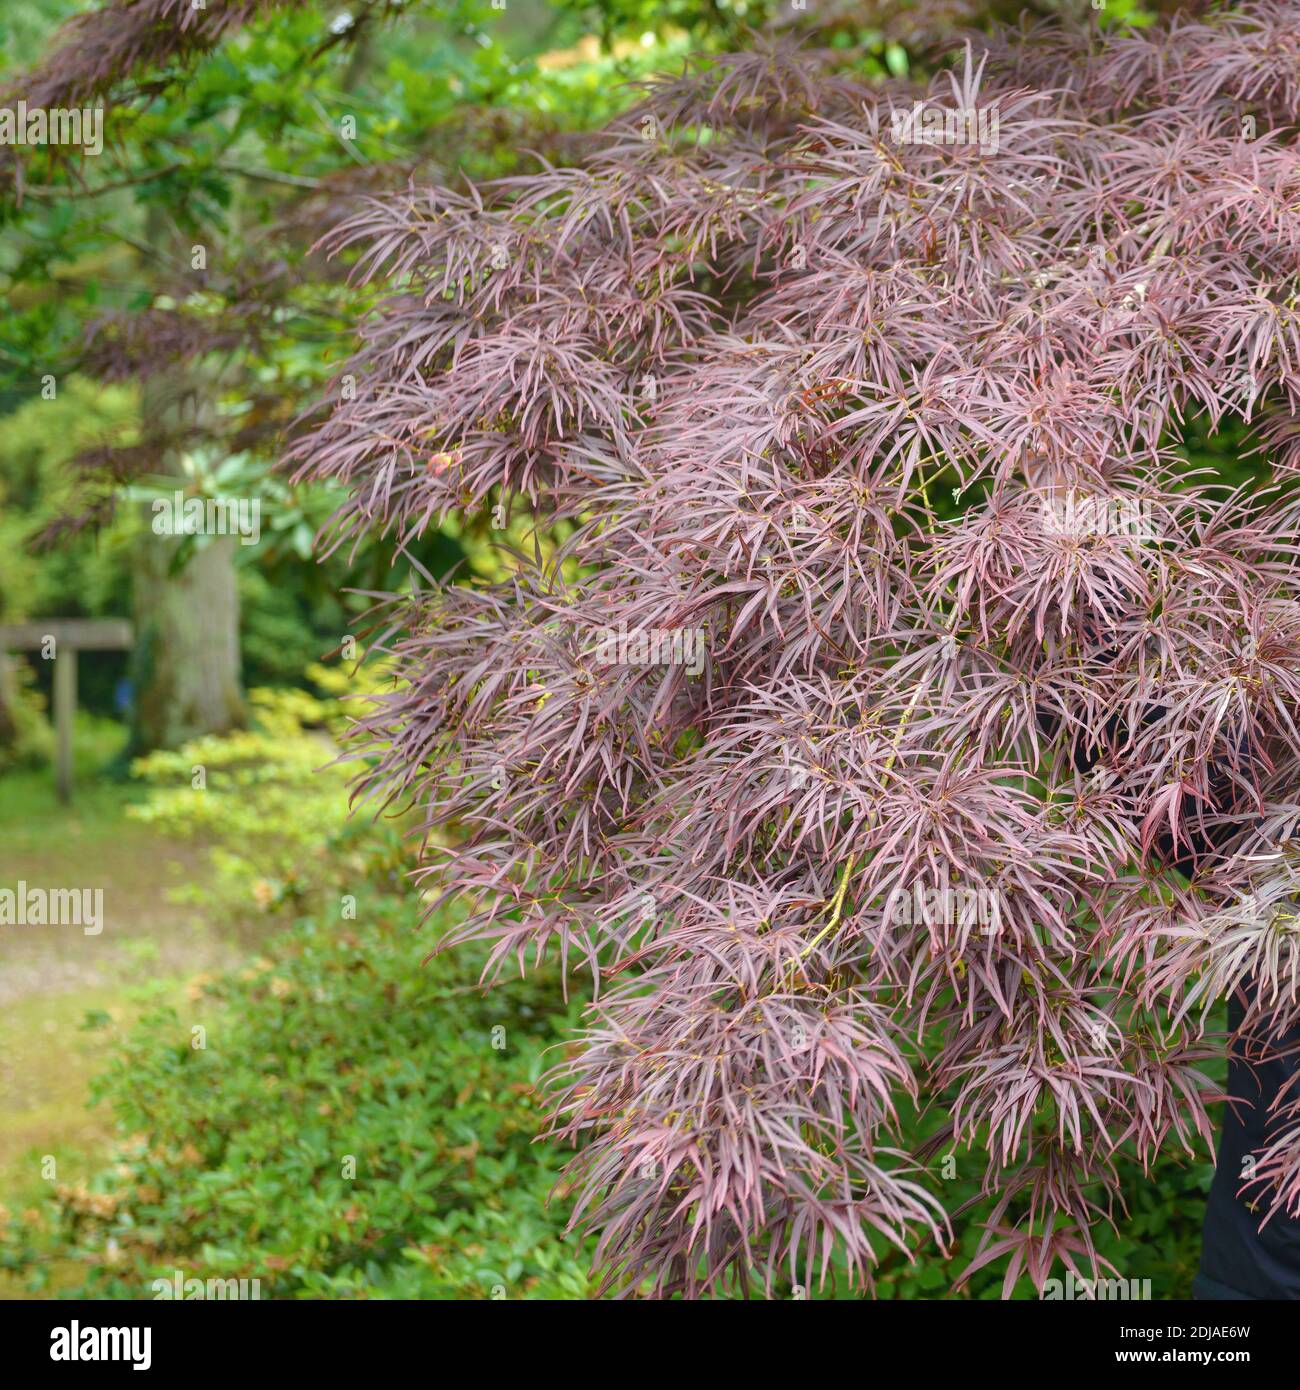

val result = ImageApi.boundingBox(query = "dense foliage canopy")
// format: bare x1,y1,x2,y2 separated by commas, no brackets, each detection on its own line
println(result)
295,3,1300,1296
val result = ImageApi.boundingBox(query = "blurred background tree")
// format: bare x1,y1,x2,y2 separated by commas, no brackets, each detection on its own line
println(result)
0,0,694,753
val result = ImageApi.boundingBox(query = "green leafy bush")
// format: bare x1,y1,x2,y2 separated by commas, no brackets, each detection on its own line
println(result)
0,910,589,1300
0,655,53,772
0,661,590,1298
124,664,402,918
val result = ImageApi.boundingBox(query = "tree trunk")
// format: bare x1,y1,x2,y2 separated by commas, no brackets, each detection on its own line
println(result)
0,650,19,747
128,203,247,754
130,533,245,752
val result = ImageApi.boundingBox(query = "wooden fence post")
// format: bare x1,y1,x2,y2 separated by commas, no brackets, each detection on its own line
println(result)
0,621,134,804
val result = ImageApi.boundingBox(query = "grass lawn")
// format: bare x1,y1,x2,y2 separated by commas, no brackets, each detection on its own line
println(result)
0,716,235,1295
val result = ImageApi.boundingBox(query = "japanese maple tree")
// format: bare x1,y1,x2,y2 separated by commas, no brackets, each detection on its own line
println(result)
294,3,1300,1296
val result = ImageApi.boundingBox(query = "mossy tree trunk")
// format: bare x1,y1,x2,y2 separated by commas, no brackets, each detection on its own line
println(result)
130,532,245,752
0,650,19,748
128,208,246,753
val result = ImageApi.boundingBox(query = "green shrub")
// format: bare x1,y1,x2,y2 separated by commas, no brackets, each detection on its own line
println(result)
1,907,590,1300
125,664,407,919
0,654,53,772
0,662,590,1298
